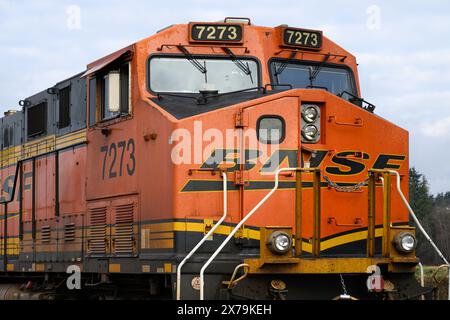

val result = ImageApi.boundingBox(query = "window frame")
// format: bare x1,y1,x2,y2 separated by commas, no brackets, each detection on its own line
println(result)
146,53,262,95
268,58,358,97
89,78,97,127
58,85,71,129
27,101,48,139
101,73,115,120
2,125,13,149
100,63,131,121
89,61,131,125
256,115,286,145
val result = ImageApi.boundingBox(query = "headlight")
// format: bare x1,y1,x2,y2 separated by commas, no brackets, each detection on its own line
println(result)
267,231,292,255
393,232,417,254
302,125,319,141
302,105,319,123
301,104,321,144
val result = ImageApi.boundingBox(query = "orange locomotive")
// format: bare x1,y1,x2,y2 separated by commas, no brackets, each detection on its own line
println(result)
0,18,425,300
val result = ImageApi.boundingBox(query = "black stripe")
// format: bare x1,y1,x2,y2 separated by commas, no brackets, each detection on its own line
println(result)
181,180,364,192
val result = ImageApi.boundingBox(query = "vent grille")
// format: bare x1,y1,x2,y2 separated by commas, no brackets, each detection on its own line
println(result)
41,225,51,243
64,223,76,242
113,203,134,255
88,206,107,254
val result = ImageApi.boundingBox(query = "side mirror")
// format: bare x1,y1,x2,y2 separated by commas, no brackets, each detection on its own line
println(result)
106,71,120,113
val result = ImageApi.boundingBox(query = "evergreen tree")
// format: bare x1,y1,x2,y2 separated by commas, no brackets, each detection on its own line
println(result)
408,167,436,263
409,167,434,221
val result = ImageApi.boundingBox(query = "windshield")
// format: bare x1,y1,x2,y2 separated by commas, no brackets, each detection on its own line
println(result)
149,57,258,94
270,61,356,95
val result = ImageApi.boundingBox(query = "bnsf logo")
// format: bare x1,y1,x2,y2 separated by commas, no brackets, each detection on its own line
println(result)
199,149,405,174
180,149,406,192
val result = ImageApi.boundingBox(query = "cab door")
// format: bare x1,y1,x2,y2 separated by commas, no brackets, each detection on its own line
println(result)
84,51,140,263
238,95,301,230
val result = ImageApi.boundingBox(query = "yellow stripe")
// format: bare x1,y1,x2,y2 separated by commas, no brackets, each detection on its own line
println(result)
35,263,45,272
148,239,174,249
109,263,121,273
0,129,87,167
175,221,384,253
0,237,20,255
164,263,172,273
1,221,386,256
149,232,174,239
321,228,384,251
149,221,382,253
169,222,261,240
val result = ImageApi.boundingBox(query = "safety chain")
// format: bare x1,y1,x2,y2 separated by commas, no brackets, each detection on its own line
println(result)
323,175,369,193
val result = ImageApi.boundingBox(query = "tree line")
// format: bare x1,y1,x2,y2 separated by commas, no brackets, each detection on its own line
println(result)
409,167,450,265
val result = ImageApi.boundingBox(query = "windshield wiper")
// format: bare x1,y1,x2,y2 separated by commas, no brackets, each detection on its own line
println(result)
197,86,266,104
154,87,266,106
176,45,208,82
199,84,294,104
155,93,201,102
222,47,254,84
308,53,331,87
274,50,298,76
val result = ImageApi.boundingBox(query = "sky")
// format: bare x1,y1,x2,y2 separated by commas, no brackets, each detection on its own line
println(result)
1,0,450,194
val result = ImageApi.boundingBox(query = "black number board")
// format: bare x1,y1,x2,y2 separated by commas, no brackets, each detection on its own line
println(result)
190,23,243,42
282,27,323,49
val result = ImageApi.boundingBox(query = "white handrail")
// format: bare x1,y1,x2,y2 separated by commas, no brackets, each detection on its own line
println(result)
199,167,296,300
418,262,425,300
388,170,450,300
176,172,228,300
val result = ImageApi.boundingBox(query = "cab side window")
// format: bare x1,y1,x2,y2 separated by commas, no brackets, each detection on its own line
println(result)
101,72,118,120
89,62,130,125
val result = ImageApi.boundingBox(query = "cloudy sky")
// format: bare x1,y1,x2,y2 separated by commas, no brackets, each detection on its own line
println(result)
1,0,450,194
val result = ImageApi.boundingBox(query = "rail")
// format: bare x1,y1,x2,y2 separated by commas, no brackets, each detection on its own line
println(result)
176,172,228,300
371,169,450,300
418,262,425,300
199,167,321,300
389,170,450,301
367,171,392,257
